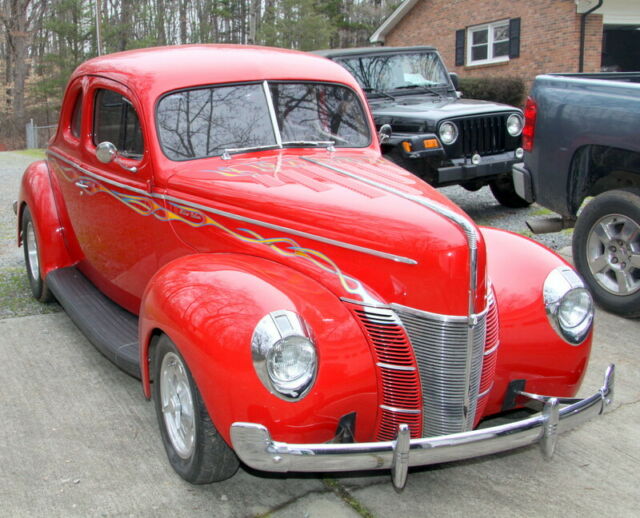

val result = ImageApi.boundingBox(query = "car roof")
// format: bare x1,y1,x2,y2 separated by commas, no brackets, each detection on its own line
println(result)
313,46,438,58
72,44,360,101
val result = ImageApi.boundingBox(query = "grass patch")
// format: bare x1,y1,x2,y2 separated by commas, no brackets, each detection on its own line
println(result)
11,149,46,159
530,207,555,217
0,266,60,319
323,478,375,518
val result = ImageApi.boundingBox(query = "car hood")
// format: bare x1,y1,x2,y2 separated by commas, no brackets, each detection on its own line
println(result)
163,150,487,315
369,95,518,124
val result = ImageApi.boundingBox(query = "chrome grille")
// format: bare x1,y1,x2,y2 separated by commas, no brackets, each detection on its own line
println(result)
392,304,488,436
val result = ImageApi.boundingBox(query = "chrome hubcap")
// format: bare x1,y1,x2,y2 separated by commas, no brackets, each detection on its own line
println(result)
160,352,195,459
26,221,40,281
586,214,640,296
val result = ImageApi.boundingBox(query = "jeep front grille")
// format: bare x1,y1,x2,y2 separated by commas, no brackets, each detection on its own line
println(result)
457,115,507,156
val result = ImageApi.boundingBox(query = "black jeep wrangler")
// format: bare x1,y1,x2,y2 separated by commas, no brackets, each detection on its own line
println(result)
316,46,528,207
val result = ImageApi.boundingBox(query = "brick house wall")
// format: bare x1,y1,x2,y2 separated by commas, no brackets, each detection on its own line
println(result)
383,0,603,89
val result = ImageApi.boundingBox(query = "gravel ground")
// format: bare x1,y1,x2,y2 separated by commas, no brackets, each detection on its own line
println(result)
0,151,571,319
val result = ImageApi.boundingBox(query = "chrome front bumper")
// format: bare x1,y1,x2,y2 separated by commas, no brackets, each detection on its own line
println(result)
231,365,614,489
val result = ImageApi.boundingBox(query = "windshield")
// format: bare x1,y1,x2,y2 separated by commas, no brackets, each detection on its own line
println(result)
335,51,451,94
156,81,370,160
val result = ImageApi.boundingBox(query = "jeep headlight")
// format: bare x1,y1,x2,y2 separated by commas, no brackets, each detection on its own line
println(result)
438,121,458,145
252,310,317,400
507,113,523,137
544,266,594,345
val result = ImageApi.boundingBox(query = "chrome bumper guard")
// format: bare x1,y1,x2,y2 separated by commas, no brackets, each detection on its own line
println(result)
231,365,614,490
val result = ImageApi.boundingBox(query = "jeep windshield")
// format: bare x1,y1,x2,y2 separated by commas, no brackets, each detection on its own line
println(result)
156,81,371,160
334,51,451,97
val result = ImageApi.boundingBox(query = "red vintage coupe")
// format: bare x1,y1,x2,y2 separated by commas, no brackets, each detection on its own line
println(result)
17,45,612,489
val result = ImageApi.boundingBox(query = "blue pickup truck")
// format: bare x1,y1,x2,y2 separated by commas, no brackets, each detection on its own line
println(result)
513,72,640,318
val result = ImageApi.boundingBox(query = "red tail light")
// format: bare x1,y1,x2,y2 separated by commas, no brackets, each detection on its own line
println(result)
522,96,537,152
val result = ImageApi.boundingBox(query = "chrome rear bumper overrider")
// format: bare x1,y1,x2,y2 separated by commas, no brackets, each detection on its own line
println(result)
230,364,614,490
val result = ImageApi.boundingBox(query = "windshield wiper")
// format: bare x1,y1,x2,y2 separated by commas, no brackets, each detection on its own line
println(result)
282,140,336,151
362,87,396,101
221,143,280,159
394,84,444,97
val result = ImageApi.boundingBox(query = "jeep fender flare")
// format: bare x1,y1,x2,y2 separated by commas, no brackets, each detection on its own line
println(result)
139,253,378,445
480,227,593,415
17,160,74,279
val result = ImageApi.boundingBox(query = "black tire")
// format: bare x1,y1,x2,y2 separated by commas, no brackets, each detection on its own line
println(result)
489,173,532,208
572,189,640,318
153,335,239,484
21,207,53,302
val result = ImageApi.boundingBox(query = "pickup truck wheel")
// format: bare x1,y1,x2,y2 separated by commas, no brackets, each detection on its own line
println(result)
21,207,53,302
153,335,239,483
573,189,640,318
489,173,532,208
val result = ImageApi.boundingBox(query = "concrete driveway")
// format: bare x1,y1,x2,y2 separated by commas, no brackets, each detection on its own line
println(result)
1,152,639,517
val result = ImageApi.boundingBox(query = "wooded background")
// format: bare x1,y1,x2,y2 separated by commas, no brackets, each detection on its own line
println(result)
0,0,397,148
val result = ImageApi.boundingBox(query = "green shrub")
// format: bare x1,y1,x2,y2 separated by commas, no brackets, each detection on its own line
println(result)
458,77,526,108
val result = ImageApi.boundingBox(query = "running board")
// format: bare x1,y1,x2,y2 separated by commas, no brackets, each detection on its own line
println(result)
47,267,141,378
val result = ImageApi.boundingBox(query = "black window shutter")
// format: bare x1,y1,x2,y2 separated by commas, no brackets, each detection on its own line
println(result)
509,18,521,59
455,29,465,66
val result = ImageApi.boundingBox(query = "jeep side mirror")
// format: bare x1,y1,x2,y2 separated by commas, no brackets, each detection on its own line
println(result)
379,124,392,144
449,72,459,90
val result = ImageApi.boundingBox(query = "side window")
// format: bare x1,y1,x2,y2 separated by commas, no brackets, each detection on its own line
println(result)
71,92,83,138
94,89,144,159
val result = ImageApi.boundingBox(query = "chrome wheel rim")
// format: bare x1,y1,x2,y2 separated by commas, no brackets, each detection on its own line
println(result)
586,213,640,296
26,221,40,282
160,352,195,459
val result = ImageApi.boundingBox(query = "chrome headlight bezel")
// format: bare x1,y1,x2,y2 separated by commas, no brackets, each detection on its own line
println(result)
438,121,458,145
251,310,317,401
543,266,594,345
506,113,524,137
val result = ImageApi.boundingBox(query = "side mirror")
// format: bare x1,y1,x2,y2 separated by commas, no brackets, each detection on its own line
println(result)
96,141,117,164
95,141,138,173
378,124,392,144
449,72,459,90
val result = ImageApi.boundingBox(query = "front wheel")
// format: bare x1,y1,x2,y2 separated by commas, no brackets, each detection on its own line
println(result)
153,335,239,483
572,189,640,318
21,206,53,302
489,173,532,208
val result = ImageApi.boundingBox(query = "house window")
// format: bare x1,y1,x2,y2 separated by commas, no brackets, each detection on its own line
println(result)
455,18,520,67
468,20,510,65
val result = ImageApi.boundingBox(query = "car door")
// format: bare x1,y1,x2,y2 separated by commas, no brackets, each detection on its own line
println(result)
55,76,159,312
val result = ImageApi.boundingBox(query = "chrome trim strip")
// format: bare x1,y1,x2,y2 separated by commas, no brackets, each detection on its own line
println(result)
230,365,614,479
483,343,499,356
263,81,283,148
303,156,481,421
390,302,489,323
48,150,149,196
380,405,422,415
477,384,494,399
376,362,416,372
47,150,417,266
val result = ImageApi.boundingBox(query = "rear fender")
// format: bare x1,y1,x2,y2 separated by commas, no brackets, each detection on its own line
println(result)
17,160,75,278
139,253,378,445
481,227,593,416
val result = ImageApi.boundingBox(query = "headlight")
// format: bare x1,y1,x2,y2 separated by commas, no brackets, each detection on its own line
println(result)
507,113,524,137
544,266,594,344
438,121,458,145
251,310,317,400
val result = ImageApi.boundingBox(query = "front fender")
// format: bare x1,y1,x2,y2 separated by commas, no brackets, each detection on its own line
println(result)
139,253,378,446
481,227,593,417
18,160,75,279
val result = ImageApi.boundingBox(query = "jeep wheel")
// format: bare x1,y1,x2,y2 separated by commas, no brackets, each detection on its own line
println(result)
21,207,53,302
489,173,532,208
573,189,640,318
153,335,239,483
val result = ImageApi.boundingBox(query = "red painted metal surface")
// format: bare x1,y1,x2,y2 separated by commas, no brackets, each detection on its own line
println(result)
18,45,593,447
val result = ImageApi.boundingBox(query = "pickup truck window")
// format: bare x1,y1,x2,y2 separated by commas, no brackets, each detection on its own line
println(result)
334,52,450,93
94,89,144,159
156,81,370,161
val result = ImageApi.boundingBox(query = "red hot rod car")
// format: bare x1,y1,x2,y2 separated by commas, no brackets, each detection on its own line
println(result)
17,45,613,489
